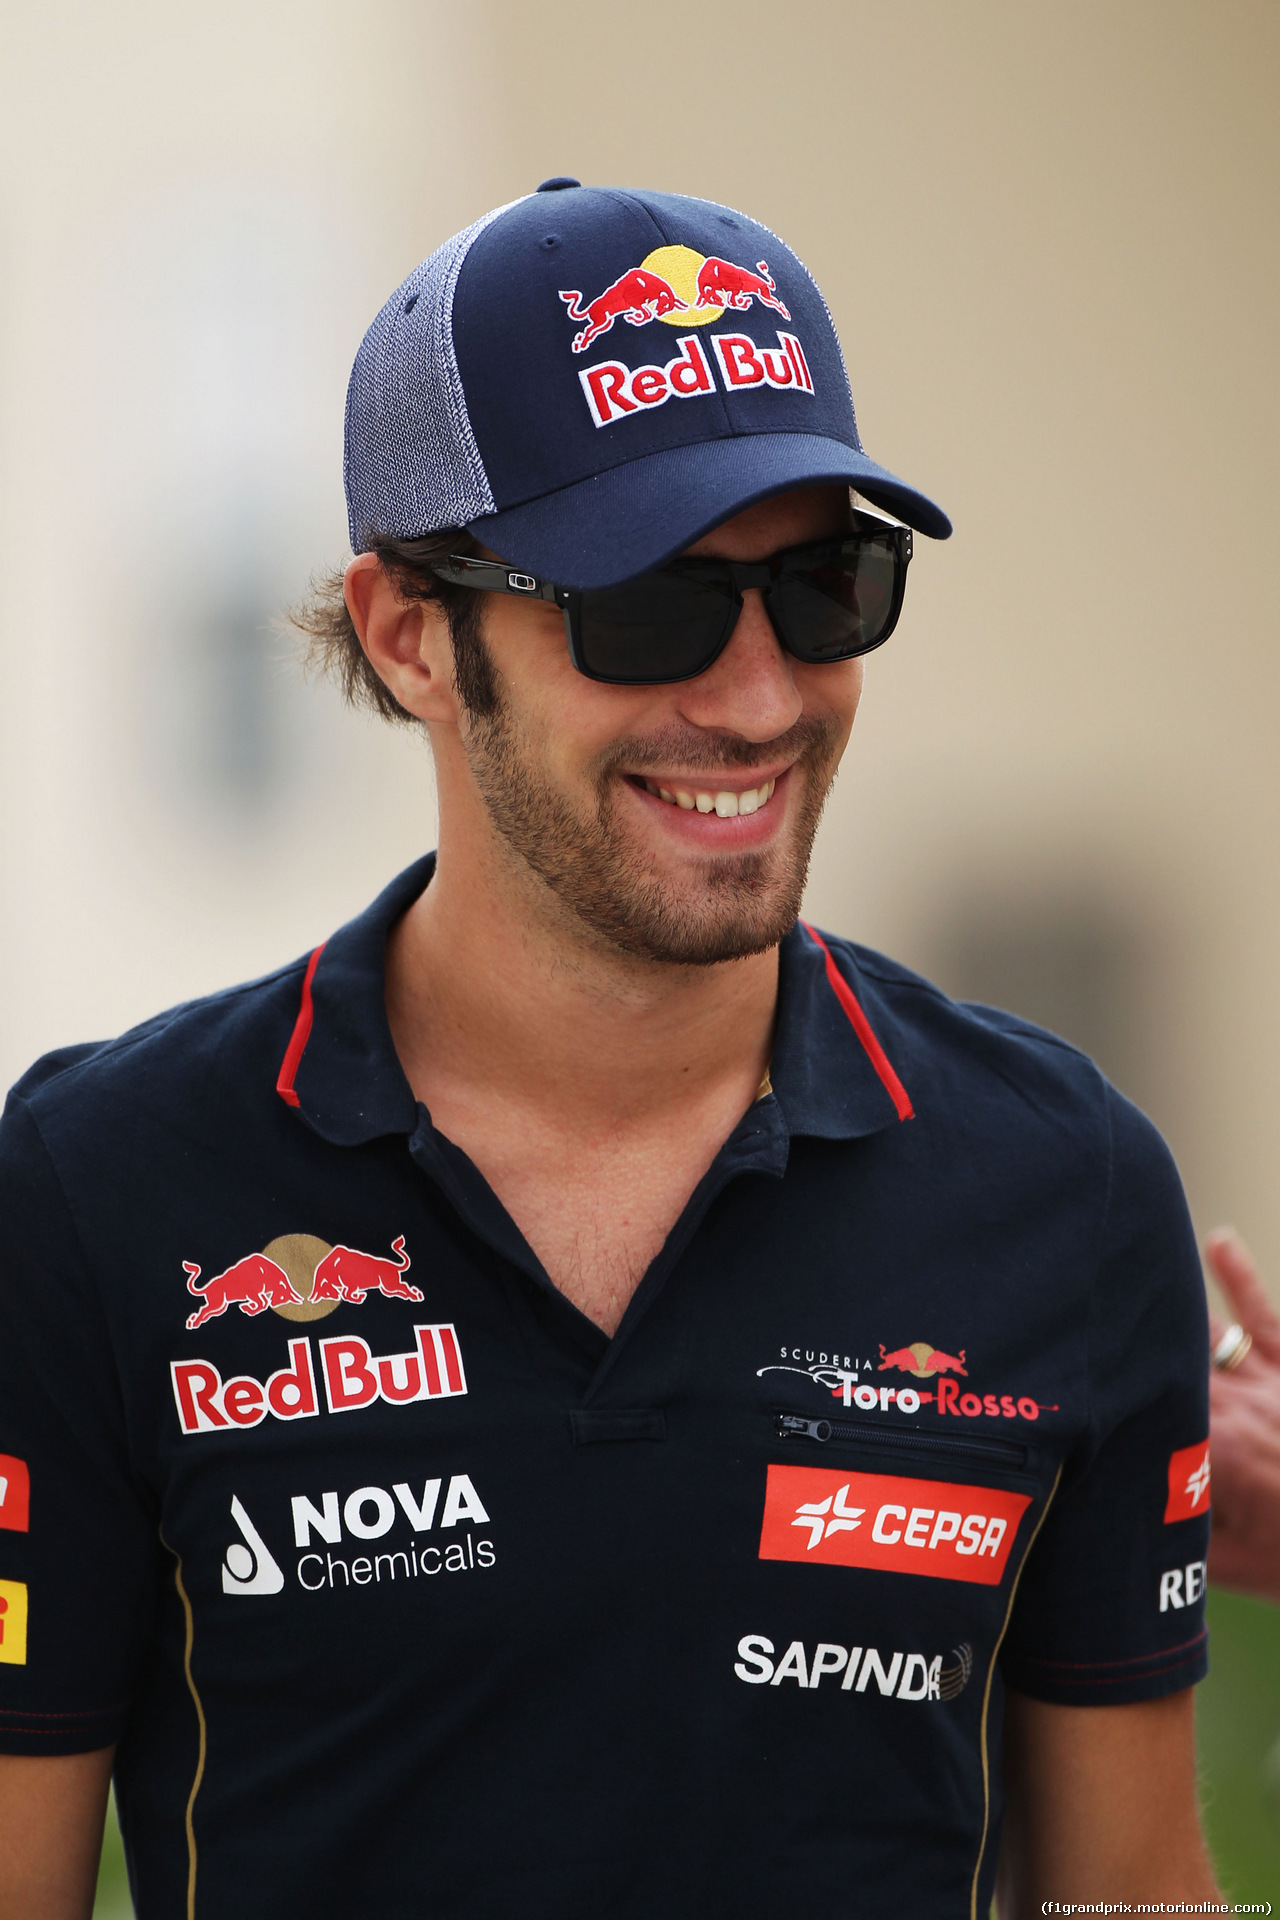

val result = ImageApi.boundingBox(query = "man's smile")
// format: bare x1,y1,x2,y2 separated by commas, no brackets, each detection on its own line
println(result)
636,774,779,818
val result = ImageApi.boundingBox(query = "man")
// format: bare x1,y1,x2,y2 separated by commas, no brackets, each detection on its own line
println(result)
1204,1227,1280,1602
0,181,1219,1915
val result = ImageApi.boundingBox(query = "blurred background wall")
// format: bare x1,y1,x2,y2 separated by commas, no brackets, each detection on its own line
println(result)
5,0,1277,1287
3,1,1279,1906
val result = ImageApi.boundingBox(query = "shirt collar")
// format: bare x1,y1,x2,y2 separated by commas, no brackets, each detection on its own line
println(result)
280,857,911,1148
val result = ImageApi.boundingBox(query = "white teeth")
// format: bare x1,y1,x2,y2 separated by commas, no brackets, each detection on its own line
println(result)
641,776,778,814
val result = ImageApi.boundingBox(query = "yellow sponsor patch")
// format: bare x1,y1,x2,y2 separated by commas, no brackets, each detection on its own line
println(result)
0,1578,28,1664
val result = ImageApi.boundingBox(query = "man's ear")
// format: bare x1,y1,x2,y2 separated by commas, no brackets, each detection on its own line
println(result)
344,553,461,725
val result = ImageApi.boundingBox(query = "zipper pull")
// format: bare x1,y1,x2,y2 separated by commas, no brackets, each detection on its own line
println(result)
778,1415,831,1442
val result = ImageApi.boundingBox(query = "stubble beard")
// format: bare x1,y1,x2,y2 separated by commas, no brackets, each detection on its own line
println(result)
459,678,845,967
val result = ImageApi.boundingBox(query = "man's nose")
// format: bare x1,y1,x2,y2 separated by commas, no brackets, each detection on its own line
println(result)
674,589,803,741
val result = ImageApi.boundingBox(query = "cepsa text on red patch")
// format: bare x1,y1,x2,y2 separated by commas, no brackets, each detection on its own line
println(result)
759,1464,1032,1586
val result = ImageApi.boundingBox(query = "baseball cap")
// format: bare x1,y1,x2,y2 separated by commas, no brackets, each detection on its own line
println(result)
344,180,951,592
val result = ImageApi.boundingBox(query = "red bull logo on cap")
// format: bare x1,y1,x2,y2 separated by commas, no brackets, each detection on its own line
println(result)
183,1232,423,1330
558,245,790,354
559,243,813,429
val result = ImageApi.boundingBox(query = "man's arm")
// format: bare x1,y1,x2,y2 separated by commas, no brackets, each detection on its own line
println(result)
996,1690,1218,1915
0,1748,115,1920
1205,1227,1280,1602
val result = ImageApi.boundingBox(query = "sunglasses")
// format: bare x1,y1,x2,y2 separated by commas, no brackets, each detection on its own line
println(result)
430,513,912,687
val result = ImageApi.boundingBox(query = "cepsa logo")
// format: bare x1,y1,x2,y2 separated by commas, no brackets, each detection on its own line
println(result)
558,243,814,429
759,1338,1055,1425
218,1473,495,1600
171,1325,466,1436
759,1464,1032,1586
1164,1440,1211,1523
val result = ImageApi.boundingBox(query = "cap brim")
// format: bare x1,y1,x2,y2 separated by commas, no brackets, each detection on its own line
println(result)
466,432,951,589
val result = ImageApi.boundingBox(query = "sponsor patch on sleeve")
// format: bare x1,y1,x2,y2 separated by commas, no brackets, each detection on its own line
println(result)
0,1579,28,1664
1164,1441,1211,1523
0,1456,30,1533
759,1465,1032,1585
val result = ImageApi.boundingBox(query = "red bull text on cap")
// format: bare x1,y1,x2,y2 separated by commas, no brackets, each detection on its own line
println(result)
344,179,951,592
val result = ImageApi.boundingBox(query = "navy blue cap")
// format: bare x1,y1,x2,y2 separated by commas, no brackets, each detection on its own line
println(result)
345,185,951,590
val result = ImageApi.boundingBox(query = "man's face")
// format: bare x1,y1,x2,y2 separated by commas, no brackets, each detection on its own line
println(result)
456,484,863,966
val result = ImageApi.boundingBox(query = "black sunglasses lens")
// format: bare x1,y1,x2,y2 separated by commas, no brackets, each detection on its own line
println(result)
576,575,736,684
769,539,900,661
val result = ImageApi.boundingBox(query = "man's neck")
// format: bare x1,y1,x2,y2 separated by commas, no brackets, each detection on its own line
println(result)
385,823,778,1137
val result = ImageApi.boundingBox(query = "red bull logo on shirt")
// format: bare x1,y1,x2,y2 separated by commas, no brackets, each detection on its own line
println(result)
558,243,813,429
171,1325,467,1435
878,1341,967,1379
183,1232,423,1329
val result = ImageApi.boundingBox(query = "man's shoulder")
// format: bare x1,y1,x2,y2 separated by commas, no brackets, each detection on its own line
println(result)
825,928,1093,1056
4,953,313,1142
816,926,1124,1136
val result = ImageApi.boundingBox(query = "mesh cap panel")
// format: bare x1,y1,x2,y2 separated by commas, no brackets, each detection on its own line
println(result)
343,202,522,549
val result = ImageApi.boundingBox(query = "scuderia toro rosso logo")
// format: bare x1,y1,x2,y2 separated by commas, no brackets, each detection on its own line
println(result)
558,244,813,428
171,1233,467,1437
759,1338,1057,1426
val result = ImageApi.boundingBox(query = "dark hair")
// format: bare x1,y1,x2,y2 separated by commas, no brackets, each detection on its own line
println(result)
292,528,499,724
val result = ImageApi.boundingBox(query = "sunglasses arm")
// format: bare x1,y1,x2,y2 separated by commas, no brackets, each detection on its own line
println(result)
430,556,568,607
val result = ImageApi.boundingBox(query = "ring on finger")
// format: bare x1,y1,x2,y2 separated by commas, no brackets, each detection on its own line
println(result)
1213,1323,1253,1371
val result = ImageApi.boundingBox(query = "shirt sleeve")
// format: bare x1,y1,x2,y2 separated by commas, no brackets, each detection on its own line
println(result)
1000,1082,1212,1706
0,1087,160,1753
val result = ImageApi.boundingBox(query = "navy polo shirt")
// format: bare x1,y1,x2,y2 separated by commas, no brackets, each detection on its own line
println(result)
0,855,1210,1919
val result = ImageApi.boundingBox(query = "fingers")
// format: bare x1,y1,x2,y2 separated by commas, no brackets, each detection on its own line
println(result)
1204,1228,1280,1362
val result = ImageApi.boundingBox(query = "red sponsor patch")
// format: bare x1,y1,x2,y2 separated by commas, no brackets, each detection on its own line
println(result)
0,1455,30,1533
759,1464,1031,1586
1164,1441,1211,1523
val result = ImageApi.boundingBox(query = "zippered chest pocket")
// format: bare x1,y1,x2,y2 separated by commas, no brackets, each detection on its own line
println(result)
776,1412,1030,1473
761,1411,1044,1585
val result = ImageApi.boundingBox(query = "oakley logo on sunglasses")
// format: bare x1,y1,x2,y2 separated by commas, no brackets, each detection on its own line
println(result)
580,330,813,430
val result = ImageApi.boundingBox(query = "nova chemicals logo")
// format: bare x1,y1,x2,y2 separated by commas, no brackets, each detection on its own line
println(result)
223,1496,285,1596
218,1475,496,1600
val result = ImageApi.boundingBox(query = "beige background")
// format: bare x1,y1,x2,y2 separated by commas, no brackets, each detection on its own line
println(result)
2,1,1277,1291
